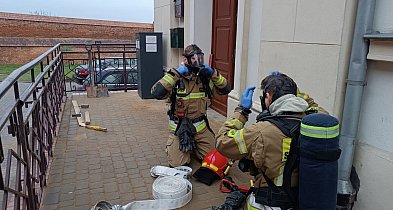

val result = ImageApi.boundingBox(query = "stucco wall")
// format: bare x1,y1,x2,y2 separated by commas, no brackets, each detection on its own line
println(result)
154,0,393,209
154,0,184,68
352,59,393,210
352,1,393,208
373,0,393,33
353,143,393,210
229,0,357,123
192,0,213,58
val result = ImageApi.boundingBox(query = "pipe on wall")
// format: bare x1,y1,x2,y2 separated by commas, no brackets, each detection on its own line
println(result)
338,0,376,197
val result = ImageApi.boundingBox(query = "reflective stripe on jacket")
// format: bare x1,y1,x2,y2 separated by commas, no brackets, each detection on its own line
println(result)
151,68,229,119
216,95,310,188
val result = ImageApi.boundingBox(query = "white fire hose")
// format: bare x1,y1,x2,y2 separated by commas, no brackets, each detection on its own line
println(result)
91,166,193,210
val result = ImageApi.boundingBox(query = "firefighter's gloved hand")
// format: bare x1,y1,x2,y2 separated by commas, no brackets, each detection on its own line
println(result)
203,64,214,76
212,191,246,210
241,86,256,109
177,65,188,75
176,119,197,152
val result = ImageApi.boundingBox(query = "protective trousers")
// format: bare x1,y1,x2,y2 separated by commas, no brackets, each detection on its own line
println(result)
166,126,215,167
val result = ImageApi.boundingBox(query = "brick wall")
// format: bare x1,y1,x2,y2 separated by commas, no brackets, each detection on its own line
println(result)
0,46,50,64
0,12,153,64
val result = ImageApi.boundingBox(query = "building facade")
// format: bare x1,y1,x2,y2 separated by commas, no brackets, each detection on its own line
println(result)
154,0,393,209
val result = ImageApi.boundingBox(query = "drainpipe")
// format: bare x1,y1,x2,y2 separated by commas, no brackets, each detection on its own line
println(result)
338,0,376,207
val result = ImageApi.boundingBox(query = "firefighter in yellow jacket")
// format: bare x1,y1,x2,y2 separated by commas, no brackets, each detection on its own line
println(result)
215,72,326,209
151,44,231,167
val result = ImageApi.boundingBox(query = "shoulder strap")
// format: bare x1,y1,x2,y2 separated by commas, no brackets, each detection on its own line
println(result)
168,80,180,118
257,114,302,209
197,72,212,99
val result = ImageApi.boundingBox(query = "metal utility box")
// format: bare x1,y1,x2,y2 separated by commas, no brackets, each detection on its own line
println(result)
170,28,184,48
136,32,163,99
174,0,184,18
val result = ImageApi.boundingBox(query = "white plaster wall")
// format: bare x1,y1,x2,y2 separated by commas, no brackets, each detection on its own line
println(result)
154,0,184,68
245,0,263,102
340,50,393,209
229,0,356,122
184,0,213,56
353,143,393,210
259,42,341,115
358,61,393,152
194,0,213,56
374,0,393,33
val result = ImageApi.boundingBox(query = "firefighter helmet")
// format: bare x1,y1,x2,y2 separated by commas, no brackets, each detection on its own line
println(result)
193,149,229,185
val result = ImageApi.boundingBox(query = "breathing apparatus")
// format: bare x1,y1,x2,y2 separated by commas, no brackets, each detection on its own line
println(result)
183,44,205,74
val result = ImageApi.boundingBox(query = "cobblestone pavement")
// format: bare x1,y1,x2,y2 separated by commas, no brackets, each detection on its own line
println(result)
40,91,252,210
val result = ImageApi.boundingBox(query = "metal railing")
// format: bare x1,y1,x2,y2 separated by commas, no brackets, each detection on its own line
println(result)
0,44,64,210
61,43,137,92
0,42,136,209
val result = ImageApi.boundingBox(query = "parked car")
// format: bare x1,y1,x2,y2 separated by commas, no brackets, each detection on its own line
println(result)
73,58,137,85
73,64,89,84
99,57,135,69
84,67,138,90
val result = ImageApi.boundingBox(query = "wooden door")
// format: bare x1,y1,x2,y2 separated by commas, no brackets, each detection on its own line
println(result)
210,0,237,116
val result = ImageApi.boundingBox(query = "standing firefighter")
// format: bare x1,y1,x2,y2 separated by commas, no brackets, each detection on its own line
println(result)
151,44,231,167
215,72,328,209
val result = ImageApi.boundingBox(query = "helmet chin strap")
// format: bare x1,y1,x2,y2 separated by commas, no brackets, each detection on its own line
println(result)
260,91,268,111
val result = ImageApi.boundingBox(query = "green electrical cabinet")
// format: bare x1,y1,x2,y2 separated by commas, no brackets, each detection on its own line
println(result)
170,28,184,48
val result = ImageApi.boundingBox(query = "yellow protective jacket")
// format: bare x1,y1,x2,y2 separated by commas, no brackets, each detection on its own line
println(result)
216,94,322,188
151,67,231,121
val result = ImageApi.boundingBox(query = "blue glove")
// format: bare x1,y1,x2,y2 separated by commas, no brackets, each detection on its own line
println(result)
203,64,214,76
267,70,281,76
176,65,188,75
241,86,256,109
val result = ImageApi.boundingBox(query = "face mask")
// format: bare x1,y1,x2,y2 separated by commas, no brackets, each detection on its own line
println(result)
185,53,204,74
192,53,204,68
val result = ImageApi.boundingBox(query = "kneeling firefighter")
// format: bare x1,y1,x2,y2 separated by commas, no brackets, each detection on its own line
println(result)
215,72,341,209
151,44,231,167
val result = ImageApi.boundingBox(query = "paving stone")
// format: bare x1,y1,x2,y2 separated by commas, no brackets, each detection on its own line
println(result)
58,199,74,207
41,92,254,209
76,173,89,181
105,191,120,200
43,192,59,205
74,205,90,210
45,186,61,194
90,192,106,204
40,204,58,210
75,188,89,195
103,182,118,193
59,192,74,202
134,192,150,200
75,194,90,206
58,206,74,210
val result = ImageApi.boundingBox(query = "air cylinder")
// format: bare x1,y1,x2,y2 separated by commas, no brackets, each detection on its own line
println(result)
299,113,341,210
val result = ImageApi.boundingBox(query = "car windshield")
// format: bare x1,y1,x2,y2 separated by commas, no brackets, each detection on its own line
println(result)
94,58,137,70
84,69,137,85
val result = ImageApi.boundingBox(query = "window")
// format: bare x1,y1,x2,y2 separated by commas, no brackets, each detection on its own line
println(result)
101,74,122,84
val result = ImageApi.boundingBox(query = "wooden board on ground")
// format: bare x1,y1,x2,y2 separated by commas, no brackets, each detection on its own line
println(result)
72,100,85,126
85,111,91,125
